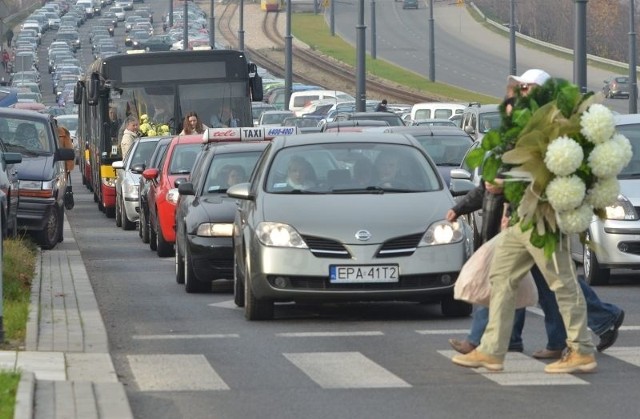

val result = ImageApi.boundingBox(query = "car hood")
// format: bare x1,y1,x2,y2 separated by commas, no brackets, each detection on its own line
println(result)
260,191,454,245
619,179,640,205
16,154,54,181
200,195,236,222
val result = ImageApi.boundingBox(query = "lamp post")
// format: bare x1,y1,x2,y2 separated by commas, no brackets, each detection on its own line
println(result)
428,0,434,81
183,0,188,51
371,0,376,59
574,0,587,93
509,0,516,75
285,0,293,110
239,0,245,51
356,0,366,111
629,0,637,113
209,0,215,48
169,0,173,27
330,0,335,36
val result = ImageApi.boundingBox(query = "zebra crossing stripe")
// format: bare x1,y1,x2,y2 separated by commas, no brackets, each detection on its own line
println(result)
439,350,589,385
127,354,230,391
284,352,411,389
603,347,640,367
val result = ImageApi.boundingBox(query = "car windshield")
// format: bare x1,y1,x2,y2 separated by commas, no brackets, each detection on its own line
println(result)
129,140,159,168
169,144,201,174
613,124,640,178
478,111,501,133
265,143,441,193
203,151,263,193
1,117,54,154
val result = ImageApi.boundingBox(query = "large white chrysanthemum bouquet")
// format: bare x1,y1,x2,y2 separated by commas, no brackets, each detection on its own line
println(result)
139,113,170,137
465,79,632,258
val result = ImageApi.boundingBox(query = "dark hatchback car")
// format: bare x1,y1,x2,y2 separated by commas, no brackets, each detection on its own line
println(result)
136,35,173,51
603,75,630,99
0,108,75,248
138,137,171,245
175,141,268,293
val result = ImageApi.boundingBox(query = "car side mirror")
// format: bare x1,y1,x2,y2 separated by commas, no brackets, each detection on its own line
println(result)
178,182,194,196
130,163,146,174
142,168,159,180
464,125,475,135
112,160,124,169
56,148,75,161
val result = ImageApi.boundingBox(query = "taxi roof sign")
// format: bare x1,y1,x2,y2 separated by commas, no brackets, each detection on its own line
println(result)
203,126,299,143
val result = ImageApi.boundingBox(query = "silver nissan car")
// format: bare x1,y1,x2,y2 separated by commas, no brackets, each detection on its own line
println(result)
229,132,474,320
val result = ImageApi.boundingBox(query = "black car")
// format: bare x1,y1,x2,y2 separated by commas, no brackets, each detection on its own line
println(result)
175,141,268,293
138,137,171,244
136,35,173,52
0,108,75,248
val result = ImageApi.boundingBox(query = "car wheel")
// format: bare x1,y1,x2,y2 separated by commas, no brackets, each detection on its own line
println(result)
37,205,61,250
233,252,245,307
121,197,135,230
175,242,185,284
155,214,174,257
105,205,116,218
141,209,150,243
583,231,610,285
115,194,122,227
184,245,209,293
149,215,157,251
244,270,274,320
7,214,18,239
440,295,472,318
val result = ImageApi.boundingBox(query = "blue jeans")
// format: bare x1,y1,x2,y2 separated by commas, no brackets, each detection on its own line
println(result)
535,267,622,349
466,265,621,350
467,306,525,350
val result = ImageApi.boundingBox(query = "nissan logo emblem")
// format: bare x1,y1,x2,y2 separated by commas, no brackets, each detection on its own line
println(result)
355,230,372,241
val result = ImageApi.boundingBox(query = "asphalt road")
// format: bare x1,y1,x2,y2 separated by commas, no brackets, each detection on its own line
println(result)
328,0,634,114
27,2,640,418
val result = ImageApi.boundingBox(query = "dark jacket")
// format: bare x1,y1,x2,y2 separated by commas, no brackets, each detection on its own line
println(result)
452,182,505,243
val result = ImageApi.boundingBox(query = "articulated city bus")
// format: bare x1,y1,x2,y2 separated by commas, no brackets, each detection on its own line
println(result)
75,49,263,217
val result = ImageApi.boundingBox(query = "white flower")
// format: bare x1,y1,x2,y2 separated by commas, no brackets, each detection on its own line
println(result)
580,104,615,144
544,136,584,176
546,175,586,212
611,133,633,169
588,140,627,178
586,177,620,209
557,204,594,234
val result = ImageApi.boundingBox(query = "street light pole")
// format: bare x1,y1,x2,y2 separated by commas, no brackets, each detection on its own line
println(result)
371,0,376,59
239,0,245,51
209,0,215,48
183,0,188,50
169,0,173,27
356,0,366,111
509,0,516,75
428,0,434,81
574,0,588,93
629,0,637,113
330,0,335,36
285,0,293,110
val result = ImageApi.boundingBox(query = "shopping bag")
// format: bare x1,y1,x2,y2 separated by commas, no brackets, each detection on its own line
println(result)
454,235,538,308
64,175,74,210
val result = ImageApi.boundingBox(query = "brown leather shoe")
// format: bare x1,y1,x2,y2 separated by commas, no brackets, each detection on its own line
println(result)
452,349,504,372
448,338,477,355
532,348,564,359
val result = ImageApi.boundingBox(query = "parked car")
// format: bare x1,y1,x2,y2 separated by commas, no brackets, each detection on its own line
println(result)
1,108,74,248
175,140,268,293
229,132,474,320
460,102,501,141
602,75,630,99
113,136,163,230
138,137,172,244
403,0,419,9
334,111,405,127
570,114,640,284
258,110,295,127
0,139,22,238
142,135,202,257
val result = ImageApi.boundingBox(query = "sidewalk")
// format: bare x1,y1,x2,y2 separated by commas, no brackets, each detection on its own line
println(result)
1,216,134,419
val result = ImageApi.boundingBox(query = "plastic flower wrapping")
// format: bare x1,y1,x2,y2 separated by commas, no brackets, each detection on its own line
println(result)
464,79,632,258
138,113,170,137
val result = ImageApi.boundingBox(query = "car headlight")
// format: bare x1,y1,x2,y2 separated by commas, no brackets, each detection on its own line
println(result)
19,180,55,198
256,222,308,248
196,223,233,237
166,188,180,205
605,195,639,220
123,182,139,198
102,177,116,187
420,220,464,246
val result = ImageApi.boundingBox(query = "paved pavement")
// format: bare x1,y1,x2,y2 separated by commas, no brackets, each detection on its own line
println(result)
1,170,134,418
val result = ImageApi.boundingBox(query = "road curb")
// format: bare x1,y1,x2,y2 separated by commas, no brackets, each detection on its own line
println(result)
13,371,35,419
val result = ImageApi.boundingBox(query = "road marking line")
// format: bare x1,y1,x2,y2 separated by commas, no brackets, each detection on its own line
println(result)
439,350,589,386
132,334,239,340
284,352,411,389
604,347,640,366
416,329,469,335
276,331,384,337
127,354,230,391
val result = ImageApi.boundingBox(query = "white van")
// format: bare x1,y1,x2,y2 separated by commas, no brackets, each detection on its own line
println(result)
289,90,355,115
410,102,466,122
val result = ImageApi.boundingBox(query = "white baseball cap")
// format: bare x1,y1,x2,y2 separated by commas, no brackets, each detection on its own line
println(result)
507,69,551,87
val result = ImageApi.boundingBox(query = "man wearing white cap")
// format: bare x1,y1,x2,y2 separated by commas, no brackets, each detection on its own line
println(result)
451,69,597,374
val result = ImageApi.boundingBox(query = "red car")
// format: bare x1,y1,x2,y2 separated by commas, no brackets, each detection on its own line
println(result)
142,134,203,257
